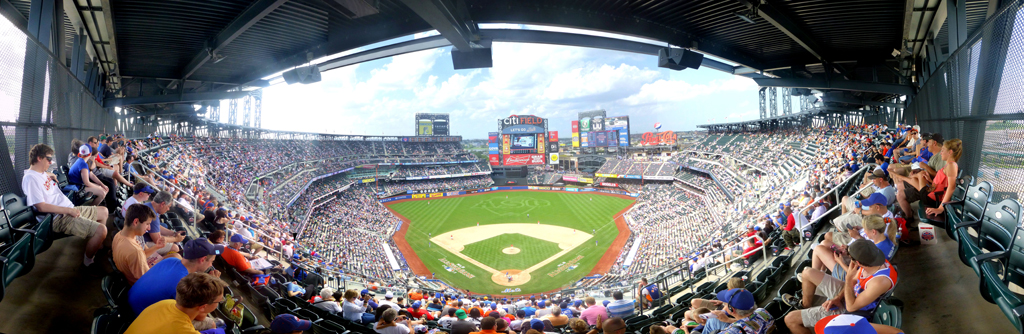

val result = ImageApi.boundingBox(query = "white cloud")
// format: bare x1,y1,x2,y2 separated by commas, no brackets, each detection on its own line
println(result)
366,48,444,90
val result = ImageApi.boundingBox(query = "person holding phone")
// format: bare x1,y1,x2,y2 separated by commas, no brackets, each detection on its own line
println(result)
376,308,423,334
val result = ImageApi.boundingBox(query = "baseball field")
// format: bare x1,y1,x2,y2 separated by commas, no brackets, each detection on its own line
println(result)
387,191,634,295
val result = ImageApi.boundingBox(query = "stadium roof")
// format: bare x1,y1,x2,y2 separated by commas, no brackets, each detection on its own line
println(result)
0,0,1000,113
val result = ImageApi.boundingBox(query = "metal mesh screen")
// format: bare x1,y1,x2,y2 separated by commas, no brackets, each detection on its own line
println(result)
0,15,115,197
906,1,1024,200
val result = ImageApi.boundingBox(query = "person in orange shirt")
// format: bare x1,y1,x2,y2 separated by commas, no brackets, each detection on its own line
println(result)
408,289,423,302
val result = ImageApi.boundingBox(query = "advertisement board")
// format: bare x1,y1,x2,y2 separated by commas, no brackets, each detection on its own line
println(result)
586,130,619,147
600,182,619,187
548,131,559,152
562,176,578,182
549,153,559,164
429,193,443,198
502,154,546,166
511,134,536,149
412,194,427,199
537,134,545,155
488,132,499,144
488,143,500,154
605,116,631,147
571,121,580,148
489,154,499,166
502,134,511,155
595,173,617,178
417,119,433,135
579,177,594,184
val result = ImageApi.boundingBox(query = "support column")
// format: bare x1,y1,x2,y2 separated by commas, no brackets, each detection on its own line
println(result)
769,87,778,118
758,87,767,119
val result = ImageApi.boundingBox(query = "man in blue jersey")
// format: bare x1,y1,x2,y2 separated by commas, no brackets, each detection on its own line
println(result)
128,238,224,315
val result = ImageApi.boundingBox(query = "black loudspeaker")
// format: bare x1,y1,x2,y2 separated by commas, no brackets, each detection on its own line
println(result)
282,65,322,84
658,48,703,71
452,48,493,70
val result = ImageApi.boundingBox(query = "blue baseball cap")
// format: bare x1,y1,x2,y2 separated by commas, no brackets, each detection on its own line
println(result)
716,288,755,311
412,301,422,309
230,233,249,244
134,184,157,195
602,300,610,307
182,238,224,260
859,193,888,210
530,319,545,331
537,300,545,308
271,314,312,333
361,289,372,296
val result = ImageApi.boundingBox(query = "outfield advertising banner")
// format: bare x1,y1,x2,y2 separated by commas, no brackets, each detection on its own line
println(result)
502,134,511,155
604,116,631,147
488,143,500,154
412,194,427,198
595,173,617,178
600,182,619,187
548,131,559,152
578,177,594,183
537,134,545,155
549,153,559,164
489,154,499,166
571,121,580,147
503,154,545,166
643,175,675,181
488,132,499,144
429,193,443,198
586,130,619,147
562,176,578,182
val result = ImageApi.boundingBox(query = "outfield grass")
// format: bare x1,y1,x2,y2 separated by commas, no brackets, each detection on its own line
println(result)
461,233,562,271
388,191,634,295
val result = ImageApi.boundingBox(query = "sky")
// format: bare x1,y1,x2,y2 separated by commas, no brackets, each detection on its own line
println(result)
253,25,766,139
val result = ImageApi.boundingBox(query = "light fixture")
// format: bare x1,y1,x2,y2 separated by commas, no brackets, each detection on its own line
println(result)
735,11,756,24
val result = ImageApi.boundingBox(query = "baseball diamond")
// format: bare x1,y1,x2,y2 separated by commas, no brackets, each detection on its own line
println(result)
388,190,634,295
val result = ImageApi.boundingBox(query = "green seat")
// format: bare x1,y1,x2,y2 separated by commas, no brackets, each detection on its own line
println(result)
102,272,136,318
312,320,347,334
2,193,59,255
962,199,1019,281
871,302,902,329
976,201,1024,332
91,310,132,334
0,211,36,292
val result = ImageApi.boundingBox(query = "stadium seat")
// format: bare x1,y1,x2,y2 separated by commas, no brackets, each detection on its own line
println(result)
101,272,136,319
674,292,695,306
312,320,348,334
695,281,716,295
90,310,132,334
3,193,60,254
872,302,903,329
293,308,323,322
961,199,1020,278
0,211,36,292
951,182,993,246
763,300,791,324
56,166,97,206
776,277,801,300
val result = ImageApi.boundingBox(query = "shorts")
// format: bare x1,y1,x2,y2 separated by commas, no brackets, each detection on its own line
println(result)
53,206,102,238
800,274,844,327
902,181,938,208
146,240,175,256
832,212,863,232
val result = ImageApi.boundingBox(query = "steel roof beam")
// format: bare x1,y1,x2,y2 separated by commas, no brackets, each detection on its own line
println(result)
755,0,829,62
0,0,26,29
822,94,904,108
180,0,289,82
753,77,914,96
315,29,756,78
398,0,477,51
104,91,252,108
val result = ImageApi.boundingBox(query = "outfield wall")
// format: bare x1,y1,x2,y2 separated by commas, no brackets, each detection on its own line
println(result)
378,185,640,203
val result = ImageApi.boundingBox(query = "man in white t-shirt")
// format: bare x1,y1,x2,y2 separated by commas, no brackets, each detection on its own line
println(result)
121,182,157,216
21,144,109,266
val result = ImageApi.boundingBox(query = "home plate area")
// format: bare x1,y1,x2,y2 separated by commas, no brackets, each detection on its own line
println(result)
429,223,592,287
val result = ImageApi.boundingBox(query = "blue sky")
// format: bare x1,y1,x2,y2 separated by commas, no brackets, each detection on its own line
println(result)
258,26,764,139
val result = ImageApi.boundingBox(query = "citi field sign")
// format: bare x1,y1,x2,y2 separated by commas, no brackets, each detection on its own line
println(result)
499,115,544,128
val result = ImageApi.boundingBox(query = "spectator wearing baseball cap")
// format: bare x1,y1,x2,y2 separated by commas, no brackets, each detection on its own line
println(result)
784,239,895,333
122,181,157,216
699,288,772,334
128,238,225,315
451,309,477,334
408,301,435,320
814,314,904,334
221,233,263,276
271,314,312,334
68,143,108,205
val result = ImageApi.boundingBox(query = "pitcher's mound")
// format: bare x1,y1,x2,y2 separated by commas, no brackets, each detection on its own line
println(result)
502,246,521,254
492,269,531,286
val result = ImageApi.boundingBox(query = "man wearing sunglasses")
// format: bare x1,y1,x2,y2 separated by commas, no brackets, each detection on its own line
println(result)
22,144,109,267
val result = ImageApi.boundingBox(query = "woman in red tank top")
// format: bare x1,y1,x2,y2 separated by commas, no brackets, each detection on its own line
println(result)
891,138,961,217
924,139,962,216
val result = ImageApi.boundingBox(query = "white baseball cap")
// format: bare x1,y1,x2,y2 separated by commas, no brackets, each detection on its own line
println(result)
385,291,394,299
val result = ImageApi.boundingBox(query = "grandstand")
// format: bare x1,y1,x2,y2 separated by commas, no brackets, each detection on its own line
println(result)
2,0,1023,333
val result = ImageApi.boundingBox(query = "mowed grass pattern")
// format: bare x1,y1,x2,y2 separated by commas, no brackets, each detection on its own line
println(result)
388,191,634,294
460,233,562,271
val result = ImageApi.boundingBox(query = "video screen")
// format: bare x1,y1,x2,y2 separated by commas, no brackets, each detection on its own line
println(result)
511,134,536,149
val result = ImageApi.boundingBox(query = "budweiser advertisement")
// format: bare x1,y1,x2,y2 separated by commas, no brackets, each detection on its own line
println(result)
503,154,546,166
489,154,500,165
